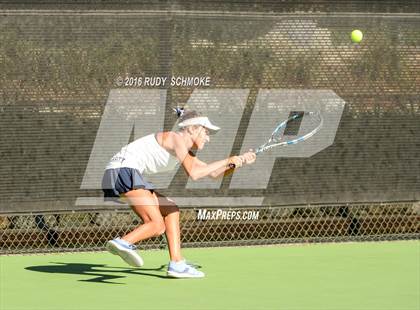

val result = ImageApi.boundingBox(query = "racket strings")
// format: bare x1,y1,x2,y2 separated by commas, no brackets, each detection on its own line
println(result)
271,112,306,142
256,111,323,154
294,112,321,133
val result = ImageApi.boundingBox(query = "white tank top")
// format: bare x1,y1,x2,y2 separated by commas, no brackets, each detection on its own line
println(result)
106,134,180,175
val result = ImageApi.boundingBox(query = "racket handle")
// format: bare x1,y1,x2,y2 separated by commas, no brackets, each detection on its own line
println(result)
228,163,236,169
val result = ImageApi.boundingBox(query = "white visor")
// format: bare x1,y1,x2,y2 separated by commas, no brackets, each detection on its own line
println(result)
178,116,220,133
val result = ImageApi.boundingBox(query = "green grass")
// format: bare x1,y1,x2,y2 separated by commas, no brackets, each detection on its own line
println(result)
1,240,419,310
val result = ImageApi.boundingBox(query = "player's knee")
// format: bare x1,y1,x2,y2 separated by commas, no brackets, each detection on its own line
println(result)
153,220,166,236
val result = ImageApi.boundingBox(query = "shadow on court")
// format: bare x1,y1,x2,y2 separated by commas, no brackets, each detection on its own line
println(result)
25,262,173,284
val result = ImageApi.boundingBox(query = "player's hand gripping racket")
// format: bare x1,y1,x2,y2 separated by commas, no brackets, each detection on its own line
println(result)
255,111,323,155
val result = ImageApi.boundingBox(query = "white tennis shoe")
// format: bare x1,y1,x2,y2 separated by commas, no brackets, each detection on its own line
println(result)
106,238,144,267
167,260,205,278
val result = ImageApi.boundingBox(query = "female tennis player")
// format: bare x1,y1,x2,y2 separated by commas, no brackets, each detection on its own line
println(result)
102,108,256,278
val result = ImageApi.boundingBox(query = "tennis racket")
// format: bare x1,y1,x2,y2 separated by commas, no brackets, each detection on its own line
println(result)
228,111,323,168
254,111,323,155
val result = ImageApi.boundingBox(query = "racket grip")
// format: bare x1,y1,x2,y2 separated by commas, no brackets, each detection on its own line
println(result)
228,163,236,169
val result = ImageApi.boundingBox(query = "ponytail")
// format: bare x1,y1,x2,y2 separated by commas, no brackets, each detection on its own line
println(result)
173,107,201,122
173,107,185,118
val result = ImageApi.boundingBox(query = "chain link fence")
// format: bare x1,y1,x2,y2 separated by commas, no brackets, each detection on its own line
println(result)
1,202,418,254
1,2,419,255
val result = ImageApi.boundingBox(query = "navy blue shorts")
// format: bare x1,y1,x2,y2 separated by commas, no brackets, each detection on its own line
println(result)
102,168,154,199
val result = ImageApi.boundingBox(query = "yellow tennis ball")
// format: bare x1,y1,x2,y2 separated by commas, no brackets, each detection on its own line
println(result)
351,30,363,43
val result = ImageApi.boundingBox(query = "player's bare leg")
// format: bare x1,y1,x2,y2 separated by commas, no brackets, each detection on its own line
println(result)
156,193,182,262
106,189,164,267
122,189,166,242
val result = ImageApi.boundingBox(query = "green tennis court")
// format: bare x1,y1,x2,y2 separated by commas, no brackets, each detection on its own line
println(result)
1,240,418,310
